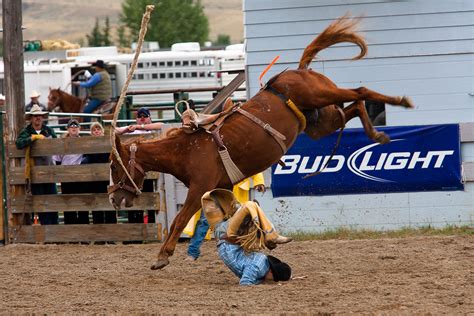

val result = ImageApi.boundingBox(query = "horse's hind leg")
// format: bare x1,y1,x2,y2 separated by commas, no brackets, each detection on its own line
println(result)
344,101,390,144
319,86,414,109
150,186,205,270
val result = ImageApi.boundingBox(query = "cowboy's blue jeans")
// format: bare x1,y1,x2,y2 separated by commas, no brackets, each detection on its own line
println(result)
187,211,209,259
83,98,102,113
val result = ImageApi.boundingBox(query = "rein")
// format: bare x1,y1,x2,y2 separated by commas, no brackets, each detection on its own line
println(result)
107,143,144,195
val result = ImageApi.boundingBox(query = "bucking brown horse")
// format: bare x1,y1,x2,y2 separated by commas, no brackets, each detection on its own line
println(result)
108,15,413,270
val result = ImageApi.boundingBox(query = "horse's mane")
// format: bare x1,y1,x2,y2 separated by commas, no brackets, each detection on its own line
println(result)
121,127,185,147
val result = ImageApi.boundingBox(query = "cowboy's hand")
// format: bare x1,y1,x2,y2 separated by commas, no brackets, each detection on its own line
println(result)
31,134,45,141
254,184,266,193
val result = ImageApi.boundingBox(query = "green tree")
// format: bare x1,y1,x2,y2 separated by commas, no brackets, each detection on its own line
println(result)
103,17,112,46
120,0,209,48
86,18,103,46
214,34,231,46
117,24,131,49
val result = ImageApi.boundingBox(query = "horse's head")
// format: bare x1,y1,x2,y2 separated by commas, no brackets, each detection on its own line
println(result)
47,87,62,111
108,136,146,210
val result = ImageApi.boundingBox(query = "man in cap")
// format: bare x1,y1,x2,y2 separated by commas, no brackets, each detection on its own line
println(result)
202,189,292,285
25,90,47,112
115,107,163,226
72,59,112,114
16,104,58,225
115,107,163,135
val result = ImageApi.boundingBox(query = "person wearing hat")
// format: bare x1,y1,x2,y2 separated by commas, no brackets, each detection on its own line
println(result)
16,104,58,225
72,59,112,114
52,119,89,224
202,189,292,285
185,173,266,261
25,90,47,112
115,107,162,226
115,107,163,135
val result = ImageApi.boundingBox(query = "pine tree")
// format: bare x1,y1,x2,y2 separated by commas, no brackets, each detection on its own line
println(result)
103,17,111,46
86,18,103,47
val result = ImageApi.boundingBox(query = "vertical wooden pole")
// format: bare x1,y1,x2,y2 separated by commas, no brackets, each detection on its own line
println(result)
2,0,27,236
0,111,4,245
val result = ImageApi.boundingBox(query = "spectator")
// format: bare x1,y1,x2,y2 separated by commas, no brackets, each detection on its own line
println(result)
115,107,163,224
72,59,112,114
52,119,88,224
25,90,47,112
186,173,266,261
202,189,292,285
82,122,117,224
16,104,58,225
115,107,163,135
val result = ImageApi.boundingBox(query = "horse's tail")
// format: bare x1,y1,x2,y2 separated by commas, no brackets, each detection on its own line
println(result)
298,14,367,70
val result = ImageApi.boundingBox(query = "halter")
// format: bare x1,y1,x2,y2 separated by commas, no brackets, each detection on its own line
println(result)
107,143,144,196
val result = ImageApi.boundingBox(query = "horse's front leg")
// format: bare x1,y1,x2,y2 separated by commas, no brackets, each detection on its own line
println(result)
151,186,205,270
344,101,390,144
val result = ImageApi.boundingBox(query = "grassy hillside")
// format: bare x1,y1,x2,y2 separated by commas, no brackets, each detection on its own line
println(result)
19,0,243,46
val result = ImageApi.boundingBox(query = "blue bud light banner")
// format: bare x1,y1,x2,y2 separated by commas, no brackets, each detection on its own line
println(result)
271,124,463,197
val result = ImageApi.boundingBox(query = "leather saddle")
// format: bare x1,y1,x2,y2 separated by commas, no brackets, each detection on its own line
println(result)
179,98,237,134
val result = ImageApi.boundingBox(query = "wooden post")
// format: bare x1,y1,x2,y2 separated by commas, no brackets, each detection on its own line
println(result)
0,110,4,245
2,0,27,235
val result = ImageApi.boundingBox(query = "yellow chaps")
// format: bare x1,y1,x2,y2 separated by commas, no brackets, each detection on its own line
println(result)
226,201,280,251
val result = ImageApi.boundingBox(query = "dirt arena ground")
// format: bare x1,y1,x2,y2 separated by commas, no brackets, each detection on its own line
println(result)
0,235,472,314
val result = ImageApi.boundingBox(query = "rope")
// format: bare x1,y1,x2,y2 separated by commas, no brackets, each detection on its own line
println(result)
109,5,155,195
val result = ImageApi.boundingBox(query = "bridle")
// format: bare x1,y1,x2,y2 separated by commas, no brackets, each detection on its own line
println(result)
107,143,144,196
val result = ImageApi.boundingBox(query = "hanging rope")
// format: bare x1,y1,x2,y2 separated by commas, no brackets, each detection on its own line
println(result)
109,5,155,195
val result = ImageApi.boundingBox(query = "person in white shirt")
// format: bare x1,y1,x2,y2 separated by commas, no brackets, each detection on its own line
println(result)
52,119,88,224
115,107,163,135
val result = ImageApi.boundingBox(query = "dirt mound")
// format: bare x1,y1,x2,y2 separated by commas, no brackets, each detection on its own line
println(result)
0,235,472,314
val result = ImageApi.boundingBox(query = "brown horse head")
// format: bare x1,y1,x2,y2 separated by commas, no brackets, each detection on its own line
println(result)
47,87,84,113
108,136,146,210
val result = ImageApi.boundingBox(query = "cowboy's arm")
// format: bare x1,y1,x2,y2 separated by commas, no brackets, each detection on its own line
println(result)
114,126,131,135
240,266,261,285
16,129,33,149
78,73,102,88
132,122,163,131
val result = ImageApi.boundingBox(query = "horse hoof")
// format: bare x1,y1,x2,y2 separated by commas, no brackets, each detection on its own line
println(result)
150,258,169,270
400,96,415,109
375,132,390,144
